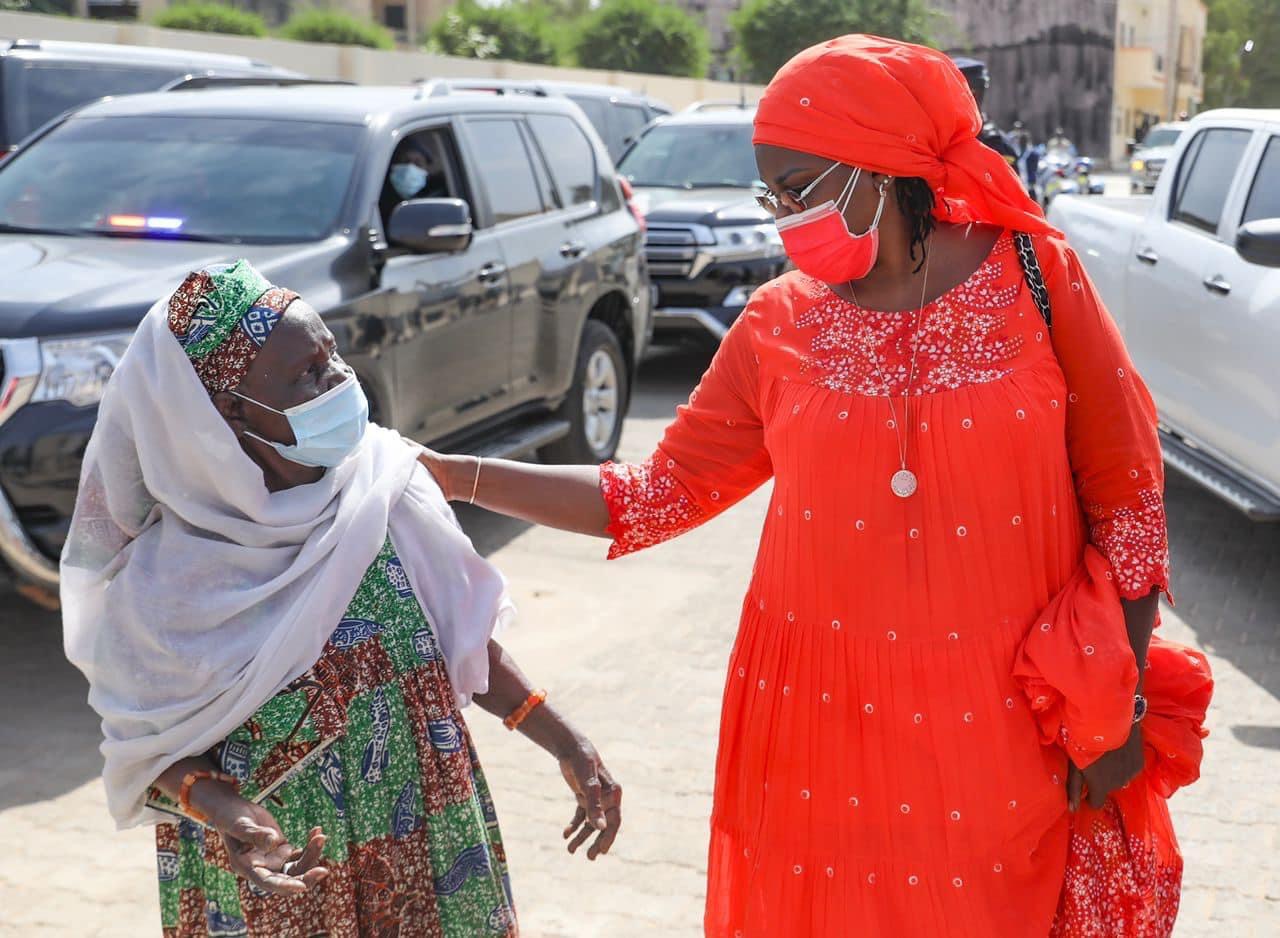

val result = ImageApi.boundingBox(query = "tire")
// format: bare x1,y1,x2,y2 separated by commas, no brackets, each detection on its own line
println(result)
539,320,628,464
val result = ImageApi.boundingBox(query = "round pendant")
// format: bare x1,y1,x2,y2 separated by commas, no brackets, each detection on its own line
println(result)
891,469,918,498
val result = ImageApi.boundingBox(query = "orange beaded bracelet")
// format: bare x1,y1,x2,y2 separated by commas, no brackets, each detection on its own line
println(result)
504,689,548,731
179,769,239,824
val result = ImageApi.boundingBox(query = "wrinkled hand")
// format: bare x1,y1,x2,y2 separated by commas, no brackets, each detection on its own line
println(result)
558,741,622,861
1067,724,1145,811
208,795,329,895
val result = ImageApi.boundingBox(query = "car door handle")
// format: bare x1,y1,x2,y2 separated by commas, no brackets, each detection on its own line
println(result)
477,262,507,283
1135,247,1159,265
559,241,587,259
1203,274,1231,296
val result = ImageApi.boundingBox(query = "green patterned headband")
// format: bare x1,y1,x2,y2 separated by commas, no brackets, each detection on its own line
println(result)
165,260,298,394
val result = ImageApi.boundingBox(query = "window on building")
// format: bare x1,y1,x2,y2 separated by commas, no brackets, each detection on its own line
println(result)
383,4,406,30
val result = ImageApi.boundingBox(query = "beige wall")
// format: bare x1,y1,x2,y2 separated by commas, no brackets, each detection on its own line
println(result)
1112,0,1206,164
0,10,763,111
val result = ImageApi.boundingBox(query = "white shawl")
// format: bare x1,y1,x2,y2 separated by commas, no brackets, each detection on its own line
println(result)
61,297,514,829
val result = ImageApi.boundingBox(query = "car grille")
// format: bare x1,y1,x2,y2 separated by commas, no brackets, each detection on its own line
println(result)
645,225,701,278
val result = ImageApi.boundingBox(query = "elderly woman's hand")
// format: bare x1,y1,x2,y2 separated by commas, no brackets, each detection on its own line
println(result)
206,790,330,895
1067,724,1145,811
558,739,623,861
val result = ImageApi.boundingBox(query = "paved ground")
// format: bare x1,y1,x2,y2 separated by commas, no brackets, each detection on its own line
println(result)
0,345,1277,937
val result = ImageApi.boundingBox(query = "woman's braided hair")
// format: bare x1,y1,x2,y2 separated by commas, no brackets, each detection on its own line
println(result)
895,177,937,272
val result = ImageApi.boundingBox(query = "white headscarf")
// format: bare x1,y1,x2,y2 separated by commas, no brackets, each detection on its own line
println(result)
61,294,514,830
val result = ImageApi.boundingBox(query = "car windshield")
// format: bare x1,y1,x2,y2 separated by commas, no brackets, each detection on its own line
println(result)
1,58,189,145
0,114,362,243
618,122,759,189
1142,128,1183,149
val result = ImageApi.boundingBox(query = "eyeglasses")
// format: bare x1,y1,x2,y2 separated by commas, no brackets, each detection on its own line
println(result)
755,161,844,217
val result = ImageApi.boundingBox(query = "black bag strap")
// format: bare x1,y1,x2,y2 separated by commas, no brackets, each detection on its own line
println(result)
1013,231,1052,330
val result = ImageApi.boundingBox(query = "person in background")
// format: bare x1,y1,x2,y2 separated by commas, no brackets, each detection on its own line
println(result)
1047,126,1077,157
380,137,449,229
62,261,621,937
416,35,1211,938
953,55,1020,168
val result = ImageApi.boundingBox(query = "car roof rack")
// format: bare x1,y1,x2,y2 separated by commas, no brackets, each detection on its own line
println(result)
412,78,550,100
682,97,756,113
162,75,352,92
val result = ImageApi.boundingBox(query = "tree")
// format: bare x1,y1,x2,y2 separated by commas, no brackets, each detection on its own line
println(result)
1203,0,1280,109
732,0,935,84
280,10,395,50
154,3,268,38
427,0,563,64
573,0,709,78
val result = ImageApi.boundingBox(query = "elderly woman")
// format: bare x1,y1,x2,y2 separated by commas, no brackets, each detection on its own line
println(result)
62,261,621,937
416,37,1211,937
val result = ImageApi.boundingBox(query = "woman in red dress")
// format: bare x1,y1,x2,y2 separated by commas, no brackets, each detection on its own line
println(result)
419,36,1212,937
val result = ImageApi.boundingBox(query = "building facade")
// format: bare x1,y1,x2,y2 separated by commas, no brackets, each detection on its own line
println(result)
1112,0,1207,163
673,0,740,80
931,0,1119,161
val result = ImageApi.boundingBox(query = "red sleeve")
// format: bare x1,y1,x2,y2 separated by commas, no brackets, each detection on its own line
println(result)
1036,233,1171,600
600,313,773,558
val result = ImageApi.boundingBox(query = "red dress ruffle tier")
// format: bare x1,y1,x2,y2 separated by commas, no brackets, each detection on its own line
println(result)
600,233,1210,937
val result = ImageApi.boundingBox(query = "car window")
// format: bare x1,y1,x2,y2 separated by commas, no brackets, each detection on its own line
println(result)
1242,136,1280,225
378,127,461,232
3,60,184,144
528,114,597,209
613,104,649,153
1141,127,1182,149
463,118,544,225
0,114,361,243
617,122,758,189
519,121,561,211
1172,128,1253,235
567,95,612,151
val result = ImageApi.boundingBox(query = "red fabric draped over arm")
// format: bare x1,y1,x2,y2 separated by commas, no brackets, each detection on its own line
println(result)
600,313,773,558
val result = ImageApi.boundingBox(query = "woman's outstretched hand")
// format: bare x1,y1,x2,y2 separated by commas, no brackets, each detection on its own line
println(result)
413,446,464,501
206,792,329,895
1067,724,1145,811
558,739,623,861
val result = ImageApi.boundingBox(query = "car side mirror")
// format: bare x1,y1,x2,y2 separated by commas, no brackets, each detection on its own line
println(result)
1235,218,1280,268
388,198,473,254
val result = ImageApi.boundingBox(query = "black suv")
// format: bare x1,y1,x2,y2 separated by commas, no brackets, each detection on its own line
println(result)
617,107,787,343
442,79,671,161
0,38,302,151
0,83,650,594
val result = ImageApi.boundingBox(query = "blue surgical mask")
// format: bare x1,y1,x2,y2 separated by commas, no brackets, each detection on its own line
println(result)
389,163,428,199
235,374,369,469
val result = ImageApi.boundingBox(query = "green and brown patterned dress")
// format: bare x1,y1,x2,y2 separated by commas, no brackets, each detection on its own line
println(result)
150,537,516,937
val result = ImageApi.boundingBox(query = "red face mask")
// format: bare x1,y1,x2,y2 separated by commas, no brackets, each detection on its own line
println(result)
775,166,888,284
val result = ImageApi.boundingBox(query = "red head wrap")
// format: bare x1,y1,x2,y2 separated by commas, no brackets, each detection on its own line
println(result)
752,34,1055,236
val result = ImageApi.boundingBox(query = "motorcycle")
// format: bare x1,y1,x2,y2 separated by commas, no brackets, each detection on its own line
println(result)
1035,146,1106,207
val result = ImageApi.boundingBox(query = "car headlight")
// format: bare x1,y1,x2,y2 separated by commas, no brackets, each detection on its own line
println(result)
1130,159,1146,172
709,224,785,257
32,331,135,407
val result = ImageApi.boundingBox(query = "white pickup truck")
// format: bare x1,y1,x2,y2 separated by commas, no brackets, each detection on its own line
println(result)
1049,109,1280,521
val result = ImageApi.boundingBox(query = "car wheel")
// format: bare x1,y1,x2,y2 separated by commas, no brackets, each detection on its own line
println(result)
540,320,627,464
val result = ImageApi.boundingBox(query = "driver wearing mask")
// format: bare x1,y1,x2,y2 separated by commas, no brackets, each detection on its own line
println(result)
380,138,448,229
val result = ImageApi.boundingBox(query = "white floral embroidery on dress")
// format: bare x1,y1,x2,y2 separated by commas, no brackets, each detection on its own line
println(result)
600,457,704,559
794,235,1026,396
1086,485,1171,599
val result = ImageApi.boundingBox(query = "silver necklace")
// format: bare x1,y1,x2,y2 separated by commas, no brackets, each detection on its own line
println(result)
849,246,932,498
